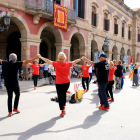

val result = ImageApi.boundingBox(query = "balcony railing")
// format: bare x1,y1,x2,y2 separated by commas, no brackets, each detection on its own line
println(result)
25,0,76,22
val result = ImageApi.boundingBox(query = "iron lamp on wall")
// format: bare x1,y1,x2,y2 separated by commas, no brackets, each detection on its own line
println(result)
0,10,11,32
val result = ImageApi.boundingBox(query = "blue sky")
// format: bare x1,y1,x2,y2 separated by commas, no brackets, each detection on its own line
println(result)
124,0,140,9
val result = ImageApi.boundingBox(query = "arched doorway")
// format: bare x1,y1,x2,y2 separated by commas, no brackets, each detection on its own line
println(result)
91,40,98,61
0,20,21,61
70,33,85,61
120,47,125,62
112,46,118,60
40,42,48,58
6,32,21,61
127,49,131,56
40,27,56,61
70,34,80,61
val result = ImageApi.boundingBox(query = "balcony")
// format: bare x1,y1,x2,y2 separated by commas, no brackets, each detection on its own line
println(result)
25,0,76,24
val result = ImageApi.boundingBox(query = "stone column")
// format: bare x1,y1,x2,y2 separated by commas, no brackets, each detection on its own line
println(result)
108,52,112,60
20,38,41,79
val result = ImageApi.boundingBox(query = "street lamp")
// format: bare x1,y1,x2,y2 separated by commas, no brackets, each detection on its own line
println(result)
104,37,109,57
0,10,11,32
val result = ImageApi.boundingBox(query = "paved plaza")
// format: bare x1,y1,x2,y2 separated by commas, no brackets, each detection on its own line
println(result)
0,76,140,140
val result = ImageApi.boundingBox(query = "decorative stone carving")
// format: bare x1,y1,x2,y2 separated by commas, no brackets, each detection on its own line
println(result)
10,9,15,17
33,14,42,24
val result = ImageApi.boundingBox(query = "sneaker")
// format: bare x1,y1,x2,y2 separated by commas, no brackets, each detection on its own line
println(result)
109,99,114,102
60,111,65,117
107,97,111,99
98,104,104,109
86,89,88,92
101,107,110,110
84,89,86,91
13,109,20,113
34,87,37,90
8,112,12,117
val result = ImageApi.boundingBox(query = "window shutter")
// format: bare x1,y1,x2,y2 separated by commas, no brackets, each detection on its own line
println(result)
116,24,118,34
73,0,76,10
114,24,118,34
107,19,110,31
92,12,94,25
80,0,85,19
128,30,131,40
104,19,106,30
96,13,98,27
55,0,61,5
122,28,124,37
94,14,97,26
138,34,140,42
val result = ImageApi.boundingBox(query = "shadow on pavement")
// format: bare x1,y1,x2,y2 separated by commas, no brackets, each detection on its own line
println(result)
46,110,107,133
0,116,61,140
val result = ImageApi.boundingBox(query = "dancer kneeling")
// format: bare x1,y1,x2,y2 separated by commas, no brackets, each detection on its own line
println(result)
39,52,82,117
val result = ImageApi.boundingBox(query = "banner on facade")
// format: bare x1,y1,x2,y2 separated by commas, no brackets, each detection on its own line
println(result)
132,57,134,64
128,56,131,65
123,55,129,65
53,3,67,31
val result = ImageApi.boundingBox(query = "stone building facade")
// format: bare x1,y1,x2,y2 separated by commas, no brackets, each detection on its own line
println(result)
0,0,140,75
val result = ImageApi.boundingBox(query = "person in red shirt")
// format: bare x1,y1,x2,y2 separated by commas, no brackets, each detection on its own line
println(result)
29,61,45,90
106,61,116,102
76,62,92,92
39,52,82,117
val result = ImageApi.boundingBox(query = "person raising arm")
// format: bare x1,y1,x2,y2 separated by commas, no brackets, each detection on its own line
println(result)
39,52,82,117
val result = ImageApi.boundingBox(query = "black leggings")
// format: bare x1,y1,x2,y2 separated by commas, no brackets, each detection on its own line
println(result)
33,75,38,87
82,77,89,90
89,73,92,82
106,81,114,100
56,82,70,110
6,87,20,112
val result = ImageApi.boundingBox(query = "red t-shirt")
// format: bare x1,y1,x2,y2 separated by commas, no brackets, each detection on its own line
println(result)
31,64,40,75
53,62,72,84
109,67,115,81
81,66,89,77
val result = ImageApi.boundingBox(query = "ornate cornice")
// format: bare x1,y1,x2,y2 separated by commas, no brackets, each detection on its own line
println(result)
106,0,133,18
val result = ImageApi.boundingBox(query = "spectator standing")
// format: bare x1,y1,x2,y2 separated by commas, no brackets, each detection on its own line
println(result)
44,63,49,79
115,60,123,89
88,65,93,83
39,61,44,79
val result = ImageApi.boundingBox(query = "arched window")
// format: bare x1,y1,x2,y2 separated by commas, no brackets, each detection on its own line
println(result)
114,18,118,34
122,22,125,38
104,13,110,31
138,29,140,42
91,6,97,26
128,26,131,40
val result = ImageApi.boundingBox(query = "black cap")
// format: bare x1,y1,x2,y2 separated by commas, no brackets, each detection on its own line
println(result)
99,53,107,58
